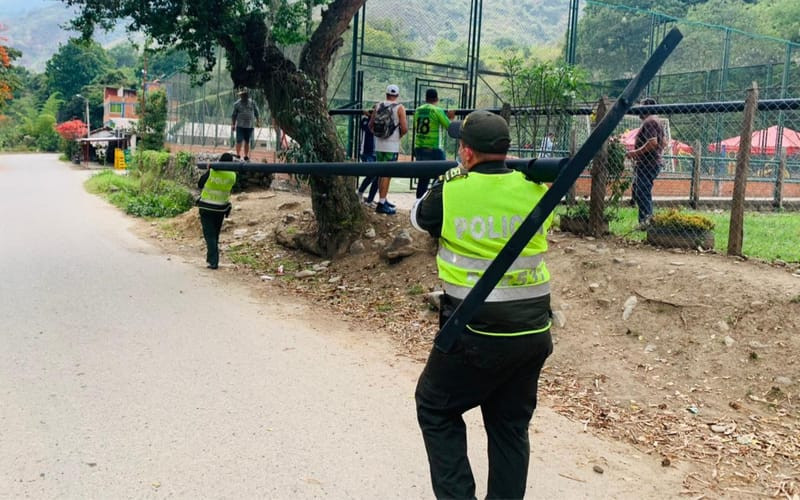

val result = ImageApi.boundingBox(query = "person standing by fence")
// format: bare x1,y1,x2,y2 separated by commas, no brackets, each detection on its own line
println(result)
627,97,666,228
369,84,408,215
356,109,379,206
231,88,260,161
413,89,455,199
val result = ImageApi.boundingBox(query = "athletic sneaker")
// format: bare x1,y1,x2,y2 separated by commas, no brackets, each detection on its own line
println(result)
375,202,396,215
243,156,249,161
384,200,396,209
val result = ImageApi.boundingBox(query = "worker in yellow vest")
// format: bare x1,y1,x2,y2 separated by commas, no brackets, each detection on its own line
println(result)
411,110,554,499
197,152,237,269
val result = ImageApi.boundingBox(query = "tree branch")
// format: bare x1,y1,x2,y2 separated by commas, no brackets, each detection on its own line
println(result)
299,0,365,95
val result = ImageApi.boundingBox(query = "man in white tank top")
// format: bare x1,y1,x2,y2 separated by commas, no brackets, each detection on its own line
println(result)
369,84,408,215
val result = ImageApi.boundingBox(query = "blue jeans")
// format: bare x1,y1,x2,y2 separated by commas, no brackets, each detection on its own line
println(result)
632,163,661,223
414,148,446,199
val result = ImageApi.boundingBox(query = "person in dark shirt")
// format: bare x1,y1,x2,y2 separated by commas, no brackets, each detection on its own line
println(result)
626,97,666,227
356,110,379,206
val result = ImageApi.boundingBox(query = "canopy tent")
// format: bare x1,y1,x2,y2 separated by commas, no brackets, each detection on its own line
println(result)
708,125,800,155
620,128,694,155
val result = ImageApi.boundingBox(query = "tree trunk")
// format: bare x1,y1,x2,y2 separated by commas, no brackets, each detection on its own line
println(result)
220,2,367,258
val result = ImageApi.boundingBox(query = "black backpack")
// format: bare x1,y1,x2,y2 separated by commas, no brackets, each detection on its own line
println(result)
371,102,399,139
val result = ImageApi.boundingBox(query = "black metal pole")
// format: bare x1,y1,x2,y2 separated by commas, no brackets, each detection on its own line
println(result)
432,27,684,353
201,158,567,184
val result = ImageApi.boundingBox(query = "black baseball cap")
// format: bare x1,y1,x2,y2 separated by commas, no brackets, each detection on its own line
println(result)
447,110,511,154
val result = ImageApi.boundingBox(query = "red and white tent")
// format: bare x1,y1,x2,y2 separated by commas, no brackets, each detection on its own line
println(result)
708,125,800,155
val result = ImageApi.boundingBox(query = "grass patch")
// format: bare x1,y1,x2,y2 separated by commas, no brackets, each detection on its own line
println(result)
556,205,800,262
407,284,425,296
227,244,261,268
85,170,194,218
376,302,393,312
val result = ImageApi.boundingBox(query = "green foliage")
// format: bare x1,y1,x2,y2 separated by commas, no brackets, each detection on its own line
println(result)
501,57,588,156
137,89,167,151
32,113,59,151
45,38,112,101
108,42,139,68
85,169,194,218
651,209,715,231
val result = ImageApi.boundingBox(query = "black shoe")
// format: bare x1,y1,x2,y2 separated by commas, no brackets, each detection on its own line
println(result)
243,156,249,161
207,263,218,269
384,200,396,209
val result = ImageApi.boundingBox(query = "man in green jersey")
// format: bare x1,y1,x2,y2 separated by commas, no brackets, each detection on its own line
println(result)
413,89,455,199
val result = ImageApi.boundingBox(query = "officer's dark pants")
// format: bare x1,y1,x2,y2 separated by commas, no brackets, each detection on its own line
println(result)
415,330,553,500
199,208,225,267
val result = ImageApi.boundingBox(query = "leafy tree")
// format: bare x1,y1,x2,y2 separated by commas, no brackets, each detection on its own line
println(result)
759,0,800,42
45,38,112,105
59,92,103,130
501,57,587,154
0,25,21,115
108,42,139,68
144,48,190,79
137,89,167,151
64,0,368,257
55,118,88,159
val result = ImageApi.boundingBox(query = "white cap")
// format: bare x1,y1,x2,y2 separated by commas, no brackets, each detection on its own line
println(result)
386,84,400,96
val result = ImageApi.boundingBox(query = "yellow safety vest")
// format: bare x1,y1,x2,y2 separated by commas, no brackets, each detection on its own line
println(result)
200,169,236,206
438,168,552,304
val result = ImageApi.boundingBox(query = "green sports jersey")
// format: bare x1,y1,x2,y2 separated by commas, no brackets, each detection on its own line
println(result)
414,103,451,149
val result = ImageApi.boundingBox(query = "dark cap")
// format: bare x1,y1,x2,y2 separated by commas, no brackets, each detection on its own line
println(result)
447,110,510,154
425,88,438,101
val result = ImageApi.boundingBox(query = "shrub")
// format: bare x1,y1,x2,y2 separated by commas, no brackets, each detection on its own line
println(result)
651,209,715,231
85,169,193,218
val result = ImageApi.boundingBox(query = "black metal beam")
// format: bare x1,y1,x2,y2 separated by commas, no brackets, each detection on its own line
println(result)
433,27,684,353
201,158,567,184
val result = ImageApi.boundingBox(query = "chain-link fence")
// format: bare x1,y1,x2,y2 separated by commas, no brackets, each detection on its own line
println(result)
161,64,284,159
578,1,800,102
542,92,800,263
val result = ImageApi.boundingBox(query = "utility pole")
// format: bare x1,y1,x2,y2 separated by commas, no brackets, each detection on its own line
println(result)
76,94,90,165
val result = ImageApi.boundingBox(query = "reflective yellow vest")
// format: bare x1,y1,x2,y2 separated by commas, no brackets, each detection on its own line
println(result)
438,168,552,303
200,169,237,206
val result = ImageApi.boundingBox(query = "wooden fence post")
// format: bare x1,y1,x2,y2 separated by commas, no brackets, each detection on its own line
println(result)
589,98,610,237
773,149,786,211
690,140,701,209
728,83,758,257
566,127,577,205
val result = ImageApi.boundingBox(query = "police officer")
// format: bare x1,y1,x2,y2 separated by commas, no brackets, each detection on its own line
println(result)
411,110,554,500
197,152,237,269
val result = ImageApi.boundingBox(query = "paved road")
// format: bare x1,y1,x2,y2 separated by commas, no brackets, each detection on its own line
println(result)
0,154,688,499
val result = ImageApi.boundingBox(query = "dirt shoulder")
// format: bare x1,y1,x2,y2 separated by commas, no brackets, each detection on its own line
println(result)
141,183,800,498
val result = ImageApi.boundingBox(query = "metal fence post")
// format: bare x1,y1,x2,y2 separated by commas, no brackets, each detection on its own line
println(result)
690,140,701,209
773,149,786,211
728,83,759,257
